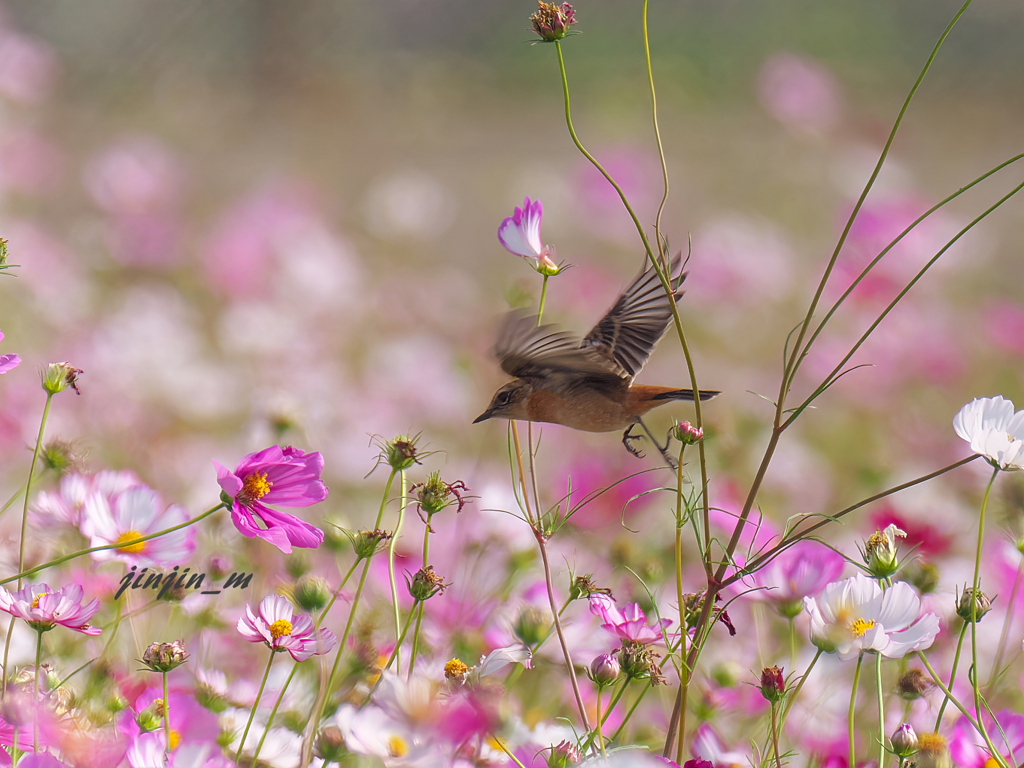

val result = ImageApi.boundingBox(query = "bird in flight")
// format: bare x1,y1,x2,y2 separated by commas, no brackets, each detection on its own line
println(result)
474,254,719,466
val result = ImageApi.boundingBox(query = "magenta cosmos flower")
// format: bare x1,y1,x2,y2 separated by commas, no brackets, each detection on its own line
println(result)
0,583,100,635
237,595,337,662
215,445,328,553
497,196,560,275
589,593,671,645
0,329,20,374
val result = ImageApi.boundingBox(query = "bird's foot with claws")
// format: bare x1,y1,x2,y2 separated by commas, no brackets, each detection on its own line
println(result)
621,425,645,459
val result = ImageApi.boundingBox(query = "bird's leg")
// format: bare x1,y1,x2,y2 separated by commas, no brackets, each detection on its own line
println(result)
621,423,645,459
637,417,677,470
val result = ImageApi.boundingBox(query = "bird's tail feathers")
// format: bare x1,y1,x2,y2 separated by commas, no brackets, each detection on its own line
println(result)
649,388,722,402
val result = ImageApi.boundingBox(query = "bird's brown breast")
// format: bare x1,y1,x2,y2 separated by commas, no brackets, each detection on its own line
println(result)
525,386,634,432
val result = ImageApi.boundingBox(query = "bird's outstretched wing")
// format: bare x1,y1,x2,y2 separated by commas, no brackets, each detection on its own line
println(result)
581,254,684,380
494,311,624,380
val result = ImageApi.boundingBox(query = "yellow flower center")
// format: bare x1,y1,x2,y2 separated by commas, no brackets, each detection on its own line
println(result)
168,730,180,750
242,471,273,500
115,530,147,554
387,735,408,757
850,618,876,638
269,619,293,640
30,593,48,609
918,732,947,754
444,658,469,678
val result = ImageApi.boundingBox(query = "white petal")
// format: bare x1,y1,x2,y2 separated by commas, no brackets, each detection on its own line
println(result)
882,612,940,658
874,581,922,632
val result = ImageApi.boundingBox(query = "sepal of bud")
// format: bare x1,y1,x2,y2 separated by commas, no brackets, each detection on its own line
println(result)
891,723,919,758
548,740,582,767
757,665,785,704
41,439,82,475
347,528,392,561
136,699,165,732
314,726,348,763
41,362,83,395
862,523,906,578
406,566,449,601
617,641,665,685
955,586,992,623
376,433,422,471
141,640,188,673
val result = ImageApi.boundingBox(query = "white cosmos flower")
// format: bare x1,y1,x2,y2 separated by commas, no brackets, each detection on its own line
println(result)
953,395,1024,470
803,573,939,661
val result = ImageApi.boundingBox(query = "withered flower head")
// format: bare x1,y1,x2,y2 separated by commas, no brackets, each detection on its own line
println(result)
407,565,450,601
411,471,470,519
141,640,188,673
569,573,612,601
616,641,665,685
896,668,935,700
350,528,393,560
41,363,83,396
40,439,84,475
530,1,576,42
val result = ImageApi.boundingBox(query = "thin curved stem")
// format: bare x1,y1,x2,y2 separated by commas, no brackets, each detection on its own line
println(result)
537,274,550,326
611,682,649,743
849,653,864,768
777,648,822,737
876,653,886,768
387,470,408,673
235,651,275,764
934,621,968,731
163,670,171,756
251,662,299,766
642,0,670,251
33,629,42,753
971,468,1002,759
595,686,606,756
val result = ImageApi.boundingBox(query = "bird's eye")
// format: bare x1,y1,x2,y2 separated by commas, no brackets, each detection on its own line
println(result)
496,391,512,406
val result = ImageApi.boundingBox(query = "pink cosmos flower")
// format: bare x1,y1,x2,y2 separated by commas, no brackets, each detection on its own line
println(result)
757,53,841,134
692,724,746,768
0,330,20,374
589,594,671,645
949,710,1024,768
32,469,141,528
497,196,559,274
747,540,845,614
215,445,328,553
237,595,337,662
80,485,194,567
0,583,100,635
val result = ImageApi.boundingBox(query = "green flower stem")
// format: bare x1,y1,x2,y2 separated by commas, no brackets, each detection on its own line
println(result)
387,470,408,673
492,735,527,768
876,653,885,768
0,503,225,587
251,662,299,766
916,651,983,732
382,601,419,674
595,686,606,756
770,702,782,768
163,670,171,755
33,629,42,752
580,677,629,753
934,620,969,730
409,514,433,675
610,682,649,743
300,469,397,768
989,558,1024,688
537,274,550,326
642,0,670,251
235,650,275,765
0,472,45,522
849,652,864,768
315,558,360,630
971,467,1002,758
788,618,798,671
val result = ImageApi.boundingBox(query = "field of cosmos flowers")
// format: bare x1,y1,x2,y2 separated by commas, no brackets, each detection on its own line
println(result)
0,1,1023,767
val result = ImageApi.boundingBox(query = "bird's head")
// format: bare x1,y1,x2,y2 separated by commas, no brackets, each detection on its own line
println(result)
473,380,531,424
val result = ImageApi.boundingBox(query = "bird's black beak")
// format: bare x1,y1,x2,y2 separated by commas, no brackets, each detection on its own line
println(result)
473,409,492,424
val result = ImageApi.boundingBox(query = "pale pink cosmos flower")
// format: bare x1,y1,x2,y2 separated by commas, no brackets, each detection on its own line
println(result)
692,724,747,768
215,445,328,553
0,583,100,635
237,595,337,662
0,30,59,104
747,540,845,614
589,594,671,645
757,52,841,134
32,469,141,528
0,330,20,374
950,710,1024,768
803,573,939,660
497,196,559,274
80,485,194,568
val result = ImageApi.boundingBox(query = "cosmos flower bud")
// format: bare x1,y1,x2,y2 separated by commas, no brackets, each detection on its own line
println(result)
914,732,951,768
314,726,348,763
407,566,449,601
673,421,704,445
513,606,550,646
141,640,188,673
891,723,919,758
351,529,392,561
904,561,940,595
548,740,582,767
955,586,992,623
896,668,935,700
293,574,333,613
136,698,165,732
41,362,83,396
862,523,906,578
40,439,82,475
589,653,620,685
758,665,785,704
530,1,576,42
617,641,665,684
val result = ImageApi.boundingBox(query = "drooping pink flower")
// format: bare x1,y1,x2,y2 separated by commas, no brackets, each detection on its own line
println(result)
80,485,194,567
215,445,328,553
0,330,20,374
589,593,671,645
497,196,559,274
237,595,337,662
0,583,100,635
